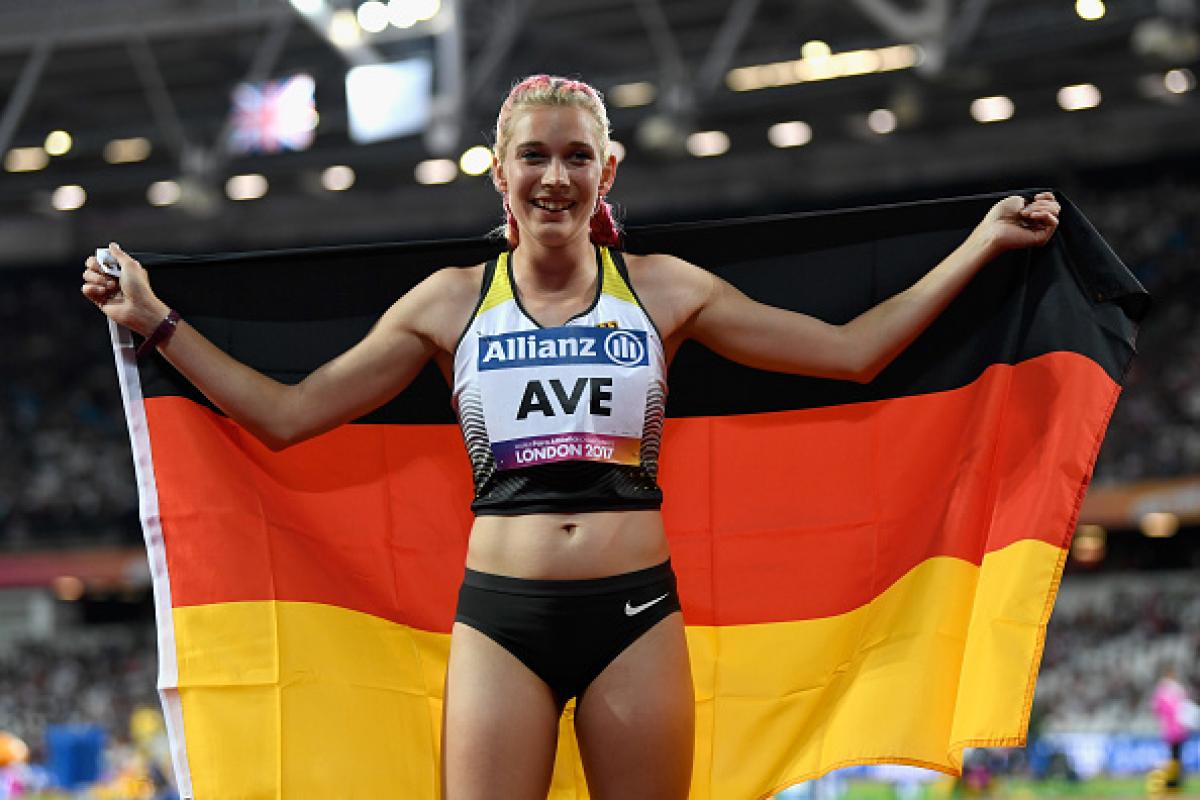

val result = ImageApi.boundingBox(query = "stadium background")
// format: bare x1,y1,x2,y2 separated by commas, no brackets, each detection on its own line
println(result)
0,0,1196,796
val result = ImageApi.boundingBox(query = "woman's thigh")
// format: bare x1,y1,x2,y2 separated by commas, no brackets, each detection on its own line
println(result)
574,611,694,800
441,621,562,800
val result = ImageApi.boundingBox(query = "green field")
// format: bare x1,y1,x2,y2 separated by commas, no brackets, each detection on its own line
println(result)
819,775,1200,800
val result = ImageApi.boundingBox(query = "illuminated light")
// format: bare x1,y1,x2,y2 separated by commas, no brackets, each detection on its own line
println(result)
44,130,73,156
412,0,440,21
147,180,181,207
1075,0,1105,20
1165,68,1196,94
867,108,897,134
1071,524,1106,564
1057,83,1102,110
52,575,85,602
289,0,324,16
104,137,152,164
607,140,626,163
801,40,832,61
329,9,362,46
835,49,882,76
878,44,921,70
726,67,757,92
686,130,730,158
357,1,390,33
970,95,1015,123
767,120,812,148
321,165,356,191
415,158,457,185
1140,511,1180,538
4,146,48,172
51,184,86,211
724,43,919,93
388,0,419,28
610,81,656,108
458,145,493,176
225,173,269,200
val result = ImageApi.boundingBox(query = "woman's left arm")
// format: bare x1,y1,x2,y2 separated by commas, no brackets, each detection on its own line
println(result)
682,192,1060,383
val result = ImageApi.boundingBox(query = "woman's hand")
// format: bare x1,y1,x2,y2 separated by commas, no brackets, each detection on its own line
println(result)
81,242,170,336
975,192,1062,255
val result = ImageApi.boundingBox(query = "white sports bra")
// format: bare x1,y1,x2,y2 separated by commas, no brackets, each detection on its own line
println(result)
451,246,667,515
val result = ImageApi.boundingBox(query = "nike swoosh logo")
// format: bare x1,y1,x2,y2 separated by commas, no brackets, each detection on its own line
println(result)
625,593,669,616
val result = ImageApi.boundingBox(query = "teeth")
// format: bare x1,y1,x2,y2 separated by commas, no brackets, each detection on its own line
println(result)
533,199,573,211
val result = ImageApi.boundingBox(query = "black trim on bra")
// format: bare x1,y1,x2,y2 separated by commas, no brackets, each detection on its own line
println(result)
608,249,664,343
453,258,497,353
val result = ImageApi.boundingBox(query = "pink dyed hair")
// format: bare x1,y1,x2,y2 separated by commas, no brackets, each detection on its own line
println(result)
493,75,621,249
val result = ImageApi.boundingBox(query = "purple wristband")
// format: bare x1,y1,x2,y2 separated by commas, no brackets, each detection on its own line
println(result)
136,308,180,359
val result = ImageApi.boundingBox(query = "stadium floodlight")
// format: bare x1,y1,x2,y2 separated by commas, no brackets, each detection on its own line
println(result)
458,145,493,176
147,180,182,207
1058,83,1102,111
414,158,457,185
4,147,48,172
768,121,813,148
1075,0,1105,20
321,165,356,192
105,137,152,164
1164,68,1196,94
970,95,1014,123
51,184,86,211
686,130,730,158
226,174,269,201
610,82,656,108
44,130,72,156
867,108,897,134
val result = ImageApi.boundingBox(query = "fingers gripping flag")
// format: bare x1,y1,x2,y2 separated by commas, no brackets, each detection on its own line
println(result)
109,191,1145,799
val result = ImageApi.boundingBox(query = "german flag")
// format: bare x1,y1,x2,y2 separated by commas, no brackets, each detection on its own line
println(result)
110,191,1145,799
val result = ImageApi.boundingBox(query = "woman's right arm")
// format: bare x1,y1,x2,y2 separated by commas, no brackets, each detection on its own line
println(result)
82,242,467,450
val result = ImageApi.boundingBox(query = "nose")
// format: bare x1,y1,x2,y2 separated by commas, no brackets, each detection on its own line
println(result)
541,157,568,187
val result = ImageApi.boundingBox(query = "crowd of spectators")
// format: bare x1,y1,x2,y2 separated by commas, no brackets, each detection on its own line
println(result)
0,626,159,759
1,274,139,550
1079,175,1200,484
1035,570,1200,734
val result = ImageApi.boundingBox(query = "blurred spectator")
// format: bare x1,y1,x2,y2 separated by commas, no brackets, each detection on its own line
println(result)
1152,664,1197,790
1035,571,1200,734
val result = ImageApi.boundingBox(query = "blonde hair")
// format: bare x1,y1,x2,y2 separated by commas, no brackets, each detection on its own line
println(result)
493,75,620,248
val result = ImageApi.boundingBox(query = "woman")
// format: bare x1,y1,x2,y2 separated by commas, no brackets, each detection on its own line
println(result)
82,75,1060,800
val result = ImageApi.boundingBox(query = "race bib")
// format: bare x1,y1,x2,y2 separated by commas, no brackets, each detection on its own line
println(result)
477,327,652,470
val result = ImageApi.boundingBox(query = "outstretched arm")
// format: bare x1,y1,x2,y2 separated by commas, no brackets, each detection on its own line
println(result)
680,192,1061,382
83,243,470,449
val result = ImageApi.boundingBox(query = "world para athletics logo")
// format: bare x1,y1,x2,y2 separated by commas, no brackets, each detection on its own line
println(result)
603,330,645,366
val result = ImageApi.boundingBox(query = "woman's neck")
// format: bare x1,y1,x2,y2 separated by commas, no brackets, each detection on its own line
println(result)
511,233,596,297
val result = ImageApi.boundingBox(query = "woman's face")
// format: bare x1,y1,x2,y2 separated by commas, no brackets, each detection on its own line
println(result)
494,104,616,248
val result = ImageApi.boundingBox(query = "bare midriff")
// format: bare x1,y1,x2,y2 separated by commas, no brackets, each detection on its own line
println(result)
465,509,669,579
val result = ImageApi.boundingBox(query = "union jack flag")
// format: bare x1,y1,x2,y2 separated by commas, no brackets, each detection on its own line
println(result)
227,73,317,155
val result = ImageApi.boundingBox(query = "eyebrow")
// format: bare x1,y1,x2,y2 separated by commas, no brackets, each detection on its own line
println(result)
515,140,596,150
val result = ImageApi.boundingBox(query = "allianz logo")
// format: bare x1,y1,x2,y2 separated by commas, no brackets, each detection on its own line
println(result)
479,329,647,367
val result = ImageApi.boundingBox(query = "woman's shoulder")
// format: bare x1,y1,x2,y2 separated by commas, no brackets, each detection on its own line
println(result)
620,252,714,340
422,261,487,298
622,252,712,296
394,262,488,352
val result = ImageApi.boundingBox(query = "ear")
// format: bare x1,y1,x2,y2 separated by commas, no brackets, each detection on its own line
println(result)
599,152,618,196
491,152,507,193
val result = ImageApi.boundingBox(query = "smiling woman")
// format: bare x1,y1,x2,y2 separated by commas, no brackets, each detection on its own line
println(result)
491,75,622,251
81,71,1063,800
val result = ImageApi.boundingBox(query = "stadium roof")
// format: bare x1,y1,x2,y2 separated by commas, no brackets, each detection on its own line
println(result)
0,0,1196,263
